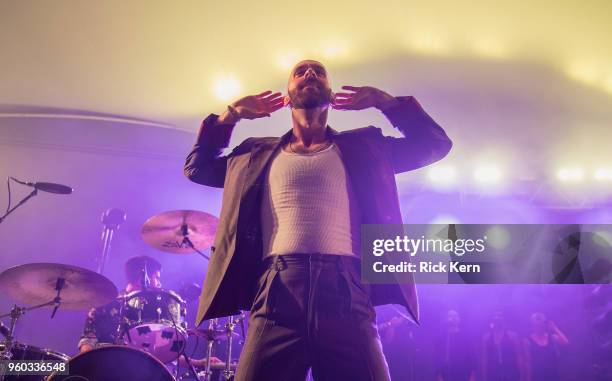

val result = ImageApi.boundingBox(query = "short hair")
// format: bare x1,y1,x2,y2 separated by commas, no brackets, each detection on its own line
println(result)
124,255,162,283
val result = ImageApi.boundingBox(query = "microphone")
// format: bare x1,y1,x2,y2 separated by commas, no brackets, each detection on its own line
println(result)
10,177,73,194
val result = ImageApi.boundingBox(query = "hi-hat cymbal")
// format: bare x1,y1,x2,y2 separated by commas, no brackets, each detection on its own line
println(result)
141,210,218,254
187,328,240,341
0,263,118,310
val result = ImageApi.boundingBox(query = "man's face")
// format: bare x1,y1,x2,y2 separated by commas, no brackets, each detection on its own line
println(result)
446,310,461,327
286,60,333,109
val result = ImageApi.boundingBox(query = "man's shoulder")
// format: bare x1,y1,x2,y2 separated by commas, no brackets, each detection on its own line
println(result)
334,125,382,138
232,136,278,153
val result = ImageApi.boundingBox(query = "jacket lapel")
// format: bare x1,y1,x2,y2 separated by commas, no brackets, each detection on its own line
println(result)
242,131,290,192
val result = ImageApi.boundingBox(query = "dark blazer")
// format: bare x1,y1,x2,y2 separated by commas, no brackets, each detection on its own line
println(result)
184,96,452,326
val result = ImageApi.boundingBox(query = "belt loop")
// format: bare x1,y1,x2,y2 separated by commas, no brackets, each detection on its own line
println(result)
274,255,286,271
309,253,317,267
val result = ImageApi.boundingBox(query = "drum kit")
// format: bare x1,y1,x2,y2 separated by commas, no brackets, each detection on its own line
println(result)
0,210,243,381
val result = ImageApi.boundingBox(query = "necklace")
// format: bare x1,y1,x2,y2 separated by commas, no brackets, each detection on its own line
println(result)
289,138,331,154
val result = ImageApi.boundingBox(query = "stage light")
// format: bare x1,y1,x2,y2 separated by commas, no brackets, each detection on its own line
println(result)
473,165,502,184
485,226,511,249
427,165,456,185
603,75,612,94
472,38,510,59
276,51,304,70
556,167,584,182
565,61,599,85
407,32,450,56
320,40,349,59
594,168,612,181
213,75,241,101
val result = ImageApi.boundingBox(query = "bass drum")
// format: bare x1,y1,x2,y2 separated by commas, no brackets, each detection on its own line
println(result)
47,345,175,381
0,342,69,381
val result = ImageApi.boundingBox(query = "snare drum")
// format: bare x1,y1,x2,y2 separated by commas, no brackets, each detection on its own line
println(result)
120,288,187,363
0,342,69,381
47,345,175,381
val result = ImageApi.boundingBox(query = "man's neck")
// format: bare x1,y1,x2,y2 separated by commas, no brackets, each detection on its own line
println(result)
290,106,329,145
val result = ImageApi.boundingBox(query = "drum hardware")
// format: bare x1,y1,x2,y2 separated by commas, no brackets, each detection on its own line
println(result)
0,342,69,381
0,301,59,380
141,210,219,258
0,300,73,380
203,319,218,381
119,288,188,363
187,314,244,381
222,314,244,380
0,262,118,380
98,208,127,274
180,352,200,381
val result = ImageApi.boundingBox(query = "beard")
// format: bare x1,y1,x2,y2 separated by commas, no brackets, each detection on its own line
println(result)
288,82,332,109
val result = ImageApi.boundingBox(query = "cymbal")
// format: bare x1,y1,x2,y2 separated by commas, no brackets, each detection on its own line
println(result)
0,263,118,310
187,328,240,341
141,210,218,254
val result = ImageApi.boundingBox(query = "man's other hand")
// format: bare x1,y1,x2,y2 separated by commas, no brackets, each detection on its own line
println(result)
332,86,399,111
218,90,284,124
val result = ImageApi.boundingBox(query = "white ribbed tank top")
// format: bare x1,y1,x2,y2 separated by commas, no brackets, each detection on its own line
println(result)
260,143,360,258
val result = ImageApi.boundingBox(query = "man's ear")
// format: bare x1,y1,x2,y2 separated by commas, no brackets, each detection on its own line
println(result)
283,95,291,107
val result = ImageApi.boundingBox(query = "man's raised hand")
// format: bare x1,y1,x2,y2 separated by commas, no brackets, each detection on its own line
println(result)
332,86,398,111
219,91,284,124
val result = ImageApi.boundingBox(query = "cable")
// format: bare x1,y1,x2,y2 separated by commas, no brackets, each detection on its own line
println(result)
6,177,11,214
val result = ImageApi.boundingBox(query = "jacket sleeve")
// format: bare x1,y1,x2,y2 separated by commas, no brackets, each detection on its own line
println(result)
379,96,452,174
184,114,250,188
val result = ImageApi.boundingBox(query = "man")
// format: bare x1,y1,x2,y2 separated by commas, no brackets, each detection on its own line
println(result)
78,255,162,352
184,59,452,380
524,312,568,381
434,310,476,381
481,312,525,381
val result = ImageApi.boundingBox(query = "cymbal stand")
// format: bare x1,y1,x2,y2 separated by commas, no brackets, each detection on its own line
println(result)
223,315,241,380
181,223,210,260
0,299,57,380
201,318,218,381
179,353,200,381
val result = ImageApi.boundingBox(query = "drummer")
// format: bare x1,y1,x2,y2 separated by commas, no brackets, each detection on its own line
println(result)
77,255,162,352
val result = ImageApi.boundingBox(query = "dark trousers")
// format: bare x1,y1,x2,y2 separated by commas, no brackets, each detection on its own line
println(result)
234,254,391,381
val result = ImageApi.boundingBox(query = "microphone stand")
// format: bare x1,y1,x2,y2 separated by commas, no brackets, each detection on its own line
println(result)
98,209,126,275
0,189,37,225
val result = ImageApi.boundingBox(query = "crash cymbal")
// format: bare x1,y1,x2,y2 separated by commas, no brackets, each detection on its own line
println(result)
141,210,218,254
0,263,118,310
